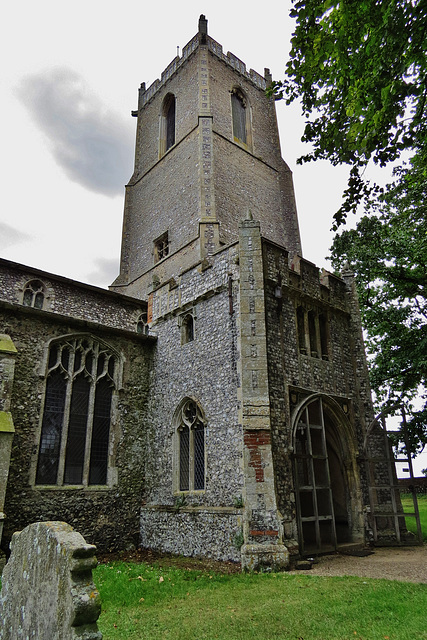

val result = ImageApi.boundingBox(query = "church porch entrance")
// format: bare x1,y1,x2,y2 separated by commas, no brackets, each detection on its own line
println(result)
293,396,362,556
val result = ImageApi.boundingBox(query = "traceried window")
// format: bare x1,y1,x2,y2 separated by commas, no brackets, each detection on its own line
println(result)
137,311,149,335
160,93,176,156
23,280,45,309
35,336,118,486
231,88,250,146
154,232,169,263
176,399,205,492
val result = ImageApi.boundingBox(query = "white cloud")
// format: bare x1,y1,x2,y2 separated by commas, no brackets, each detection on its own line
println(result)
88,257,120,288
16,68,134,196
0,223,31,249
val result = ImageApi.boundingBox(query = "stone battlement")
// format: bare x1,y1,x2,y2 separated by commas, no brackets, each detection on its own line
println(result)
138,30,268,110
261,239,350,312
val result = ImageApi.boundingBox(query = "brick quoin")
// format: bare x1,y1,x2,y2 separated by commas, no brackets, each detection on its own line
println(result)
245,430,270,482
250,530,279,536
243,430,271,447
255,468,264,482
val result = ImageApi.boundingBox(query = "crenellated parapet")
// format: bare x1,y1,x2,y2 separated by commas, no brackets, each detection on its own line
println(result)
137,22,268,112
262,240,350,313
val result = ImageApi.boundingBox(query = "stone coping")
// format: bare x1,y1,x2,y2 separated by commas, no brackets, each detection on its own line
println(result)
0,334,17,354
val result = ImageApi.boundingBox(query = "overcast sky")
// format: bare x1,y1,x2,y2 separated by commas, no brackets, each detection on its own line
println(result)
2,1,425,475
2,0,354,286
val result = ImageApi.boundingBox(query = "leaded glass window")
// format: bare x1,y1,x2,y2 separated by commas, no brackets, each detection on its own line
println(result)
23,280,45,309
137,311,149,335
177,399,205,492
36,336,117,486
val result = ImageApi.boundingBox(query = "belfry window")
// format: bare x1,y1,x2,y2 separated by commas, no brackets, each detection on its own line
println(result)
177,398,206,492
35,336,117,486
160,93,176,156
231,89,249,146
23,280,45,309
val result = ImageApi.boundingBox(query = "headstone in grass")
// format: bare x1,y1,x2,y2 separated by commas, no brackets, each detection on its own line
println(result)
0,521,102,640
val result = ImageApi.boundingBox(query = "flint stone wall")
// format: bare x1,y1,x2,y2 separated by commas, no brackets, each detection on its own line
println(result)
0,303,152,554
140,507,242,562
0,521,102,640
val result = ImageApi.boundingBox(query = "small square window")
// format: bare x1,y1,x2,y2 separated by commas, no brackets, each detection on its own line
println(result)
154,232,169,263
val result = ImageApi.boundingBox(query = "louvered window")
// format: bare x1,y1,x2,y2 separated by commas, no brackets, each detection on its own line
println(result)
231,89,248,145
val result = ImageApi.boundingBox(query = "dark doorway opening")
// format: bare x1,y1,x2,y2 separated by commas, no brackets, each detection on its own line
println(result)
294,397,351,555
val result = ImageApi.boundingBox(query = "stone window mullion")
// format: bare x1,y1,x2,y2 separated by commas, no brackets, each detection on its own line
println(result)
56,348,76,485
82,374,96,487
189,426,195,491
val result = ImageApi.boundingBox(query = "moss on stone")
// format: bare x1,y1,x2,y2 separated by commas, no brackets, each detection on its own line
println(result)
0,412,15,433
0,335,17,354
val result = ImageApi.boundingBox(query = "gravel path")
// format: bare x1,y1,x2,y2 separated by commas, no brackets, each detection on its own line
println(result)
287,545,427,583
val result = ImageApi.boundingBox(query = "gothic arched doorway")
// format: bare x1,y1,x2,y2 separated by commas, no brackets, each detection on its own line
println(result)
293,396,362,555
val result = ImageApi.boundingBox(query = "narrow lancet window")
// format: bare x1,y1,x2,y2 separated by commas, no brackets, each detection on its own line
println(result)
176,398,206,492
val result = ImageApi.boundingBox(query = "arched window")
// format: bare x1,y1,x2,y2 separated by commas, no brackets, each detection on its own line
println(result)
35,336,118,486
160,93,176,156
231,88,249,146
182,313,194,344
136,311,149,335
23,280,45,309
176,398,206,492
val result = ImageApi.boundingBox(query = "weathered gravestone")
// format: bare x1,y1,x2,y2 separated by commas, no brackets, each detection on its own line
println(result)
0,521,102,640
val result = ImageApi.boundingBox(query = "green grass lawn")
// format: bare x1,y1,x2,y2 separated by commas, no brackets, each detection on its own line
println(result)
400,493,427,541
94,559,427,640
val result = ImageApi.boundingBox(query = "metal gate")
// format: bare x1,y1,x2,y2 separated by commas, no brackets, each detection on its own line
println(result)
294,398,337,555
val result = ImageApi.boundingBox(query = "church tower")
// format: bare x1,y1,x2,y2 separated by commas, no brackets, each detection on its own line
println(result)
0,15,406,569
112,15,301,299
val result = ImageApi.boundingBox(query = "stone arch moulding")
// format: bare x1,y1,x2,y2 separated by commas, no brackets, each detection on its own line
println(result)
172,396,207,494
291,393,364,555
37,332,124,388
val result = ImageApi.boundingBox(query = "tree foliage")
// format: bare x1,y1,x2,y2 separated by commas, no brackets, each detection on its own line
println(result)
269,0,427,227
269,0,427,451
330,149,427,453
